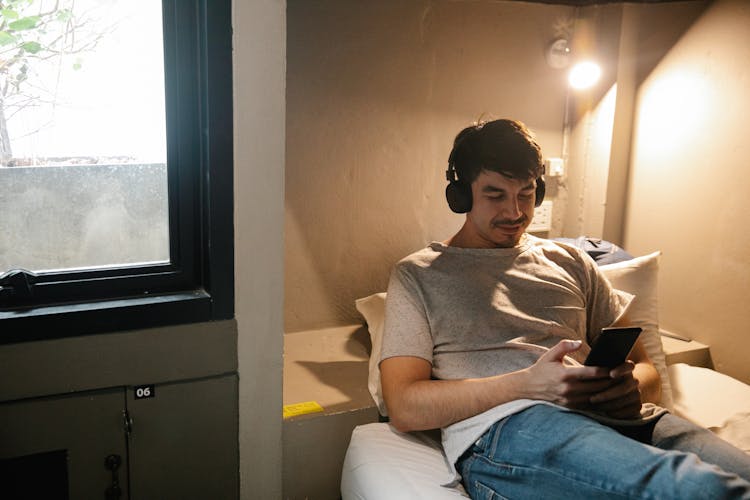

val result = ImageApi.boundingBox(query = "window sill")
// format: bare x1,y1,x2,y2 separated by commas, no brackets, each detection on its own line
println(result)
0,291,212,344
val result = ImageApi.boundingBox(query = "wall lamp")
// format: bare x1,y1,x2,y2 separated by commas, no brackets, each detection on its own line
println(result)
546,38,602,90
568,60,602,89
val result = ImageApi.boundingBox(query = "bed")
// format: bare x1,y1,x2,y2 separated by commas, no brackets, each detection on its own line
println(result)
341,241,750,499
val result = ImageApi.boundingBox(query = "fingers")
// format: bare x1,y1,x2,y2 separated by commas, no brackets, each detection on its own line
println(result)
530,341,631,411
589,375,643,419
560,377,616,406
608,360,635,379
590,375,639,404
540,341,610,378
562,365,611,383
540,339,582,363
593,392,643,419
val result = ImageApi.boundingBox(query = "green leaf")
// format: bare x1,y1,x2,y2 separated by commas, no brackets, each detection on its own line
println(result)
56,9,72,22
1,9,20,20
0,31,16,45
9,15,40,31
21,41,40,54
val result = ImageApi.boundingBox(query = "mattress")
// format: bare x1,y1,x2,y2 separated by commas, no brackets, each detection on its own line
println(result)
341,363,750,499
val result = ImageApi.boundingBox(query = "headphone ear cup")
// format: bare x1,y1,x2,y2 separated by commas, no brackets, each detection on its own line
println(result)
535,177,546,208
446,181,473,213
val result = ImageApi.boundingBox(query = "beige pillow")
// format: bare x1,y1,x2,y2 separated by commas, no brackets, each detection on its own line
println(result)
600,252,674,410
355,292,388,415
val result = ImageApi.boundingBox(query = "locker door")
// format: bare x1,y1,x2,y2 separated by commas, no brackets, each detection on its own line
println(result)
0,388,128,500
126,374,238,499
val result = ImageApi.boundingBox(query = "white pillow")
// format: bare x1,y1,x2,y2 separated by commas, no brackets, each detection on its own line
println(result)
600,252,674,410
355,292,388,415
356,251,672,415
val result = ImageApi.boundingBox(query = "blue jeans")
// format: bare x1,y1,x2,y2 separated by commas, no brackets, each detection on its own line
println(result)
457,405,750,499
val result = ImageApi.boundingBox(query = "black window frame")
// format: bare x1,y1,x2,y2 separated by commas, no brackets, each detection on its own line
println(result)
0,0,234,344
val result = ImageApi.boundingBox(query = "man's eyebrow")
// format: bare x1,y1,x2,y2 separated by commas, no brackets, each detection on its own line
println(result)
481,182,535,193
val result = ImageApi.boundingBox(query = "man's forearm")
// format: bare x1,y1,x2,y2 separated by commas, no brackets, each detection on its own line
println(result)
634,361,661,404
382,341,614,432
385,372,528,432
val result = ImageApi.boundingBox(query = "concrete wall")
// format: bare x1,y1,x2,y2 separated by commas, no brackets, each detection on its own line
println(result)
559,1,708,242
533,0,750,383
285,0,749,387
234,0,286,498
560,3,622,239
0,164,168,272
285,0,573,332
624,0,750,383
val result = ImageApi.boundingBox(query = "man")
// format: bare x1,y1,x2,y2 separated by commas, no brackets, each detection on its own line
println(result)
380,119,750,498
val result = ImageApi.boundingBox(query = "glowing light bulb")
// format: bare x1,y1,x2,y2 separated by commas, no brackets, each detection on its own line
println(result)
568,61,602,89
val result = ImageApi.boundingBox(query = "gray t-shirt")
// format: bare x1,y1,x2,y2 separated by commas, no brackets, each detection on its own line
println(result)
380,235,663,479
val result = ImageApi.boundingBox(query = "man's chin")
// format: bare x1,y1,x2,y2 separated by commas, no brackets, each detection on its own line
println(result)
490,230,525,248
492,225,526,246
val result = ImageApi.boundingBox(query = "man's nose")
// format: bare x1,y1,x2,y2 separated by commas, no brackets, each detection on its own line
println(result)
500,198,523,219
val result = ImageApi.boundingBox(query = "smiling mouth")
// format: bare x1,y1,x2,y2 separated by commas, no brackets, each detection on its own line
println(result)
493,218,527,232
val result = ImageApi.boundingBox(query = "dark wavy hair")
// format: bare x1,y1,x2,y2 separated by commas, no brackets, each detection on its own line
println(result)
449,119,544,184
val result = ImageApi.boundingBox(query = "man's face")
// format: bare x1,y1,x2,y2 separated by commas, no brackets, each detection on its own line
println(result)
465,170,536,248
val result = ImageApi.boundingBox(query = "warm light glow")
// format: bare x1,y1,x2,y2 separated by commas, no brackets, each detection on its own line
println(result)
633,69,712,161
568,61,602,89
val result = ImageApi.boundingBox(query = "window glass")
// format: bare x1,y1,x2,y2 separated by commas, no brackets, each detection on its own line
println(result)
0,0,168,274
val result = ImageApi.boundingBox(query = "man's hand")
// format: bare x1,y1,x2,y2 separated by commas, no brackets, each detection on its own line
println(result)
588,361,643,419
585,337,661,419
521,340,615,410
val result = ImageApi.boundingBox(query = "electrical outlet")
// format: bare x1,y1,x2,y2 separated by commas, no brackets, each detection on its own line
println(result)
529,200,553,232
544,157,565,177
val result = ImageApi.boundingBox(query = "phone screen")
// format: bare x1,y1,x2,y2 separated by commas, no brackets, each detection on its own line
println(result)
584,327,642,368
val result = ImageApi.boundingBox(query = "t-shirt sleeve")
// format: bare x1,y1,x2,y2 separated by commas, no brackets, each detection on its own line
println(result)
379,264,434,365
582,253,634,345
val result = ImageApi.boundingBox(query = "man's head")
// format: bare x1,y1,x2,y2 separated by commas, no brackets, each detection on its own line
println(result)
445,119,545,248
445,119,545,212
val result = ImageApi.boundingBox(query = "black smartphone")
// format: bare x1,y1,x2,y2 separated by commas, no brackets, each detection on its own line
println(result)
584,327,643,368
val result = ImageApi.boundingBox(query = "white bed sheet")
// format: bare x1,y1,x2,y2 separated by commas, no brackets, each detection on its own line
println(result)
341,423,468,499
668,363,750,453
341,363,750,499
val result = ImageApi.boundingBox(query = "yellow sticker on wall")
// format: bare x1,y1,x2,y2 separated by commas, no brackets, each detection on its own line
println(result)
283,401,325,419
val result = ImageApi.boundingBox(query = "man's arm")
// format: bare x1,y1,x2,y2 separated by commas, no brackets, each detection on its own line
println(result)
631,341,662,403
381,340,613,432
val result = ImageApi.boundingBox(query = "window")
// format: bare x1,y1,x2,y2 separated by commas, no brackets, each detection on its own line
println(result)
2,1,170,272
0,0,234,343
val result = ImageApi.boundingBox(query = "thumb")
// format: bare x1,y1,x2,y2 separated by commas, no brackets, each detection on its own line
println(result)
540,339,582,363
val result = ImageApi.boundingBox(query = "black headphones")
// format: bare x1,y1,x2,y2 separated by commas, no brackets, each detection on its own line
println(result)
445,151,546,214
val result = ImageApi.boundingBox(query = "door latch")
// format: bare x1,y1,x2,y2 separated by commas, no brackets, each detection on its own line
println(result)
104,454,122,500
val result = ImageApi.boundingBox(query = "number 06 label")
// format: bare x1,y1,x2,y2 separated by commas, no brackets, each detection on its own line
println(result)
134,384,156,399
